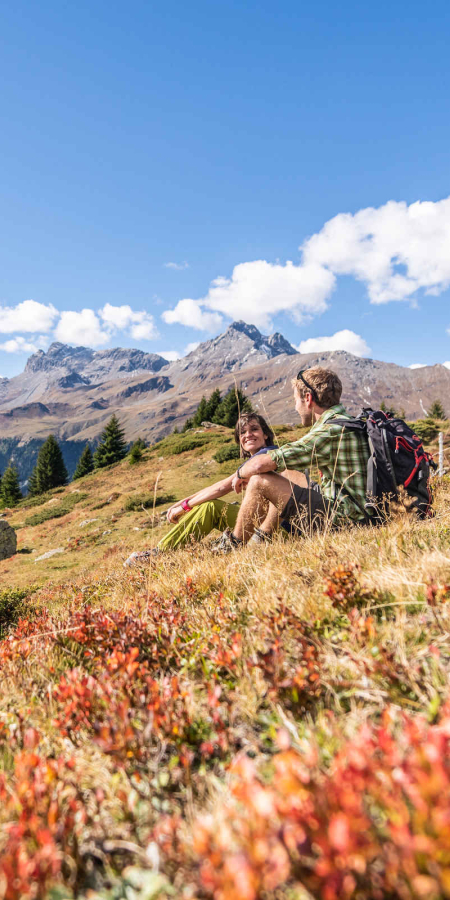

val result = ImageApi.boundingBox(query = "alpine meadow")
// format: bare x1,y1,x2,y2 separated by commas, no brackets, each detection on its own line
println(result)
0,417,449,899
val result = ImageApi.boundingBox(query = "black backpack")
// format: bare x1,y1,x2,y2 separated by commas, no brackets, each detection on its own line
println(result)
334,408,436,522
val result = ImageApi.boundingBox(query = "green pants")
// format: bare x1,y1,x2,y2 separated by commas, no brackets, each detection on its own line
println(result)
158,500,239,551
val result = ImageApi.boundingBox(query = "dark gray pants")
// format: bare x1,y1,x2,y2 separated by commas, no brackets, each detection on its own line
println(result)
281,480,331,533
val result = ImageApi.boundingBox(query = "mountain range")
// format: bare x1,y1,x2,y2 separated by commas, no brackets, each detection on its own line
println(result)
1,320,449,483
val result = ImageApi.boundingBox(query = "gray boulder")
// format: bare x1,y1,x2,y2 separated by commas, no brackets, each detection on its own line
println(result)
0,519,17,560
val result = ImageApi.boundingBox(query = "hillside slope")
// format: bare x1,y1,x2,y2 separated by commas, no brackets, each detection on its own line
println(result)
0,428,450,898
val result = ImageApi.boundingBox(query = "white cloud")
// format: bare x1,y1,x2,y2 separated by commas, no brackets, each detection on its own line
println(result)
159,350,181,361
163,196,450,332
164,262,334,332
162,298,223,331
302,197,450,304
54,309,110,348
443,361,450,369
99,303,158,341
164,261,189,270
0,336,41,353
298,329,371,358
409,363,427,369
129,319,158,341
0,299,159,353
185,341,200,354
0,299,58,334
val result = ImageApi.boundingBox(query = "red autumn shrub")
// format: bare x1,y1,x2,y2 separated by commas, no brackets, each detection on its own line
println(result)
249,605,323,712
168,706,450,900
53,647,235,769
324,563,372,611
427,582,450,606
0,611,52,666
0,751,85,900
60,600,191,672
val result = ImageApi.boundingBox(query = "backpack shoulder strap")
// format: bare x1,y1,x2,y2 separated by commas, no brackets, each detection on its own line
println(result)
331,417,368,433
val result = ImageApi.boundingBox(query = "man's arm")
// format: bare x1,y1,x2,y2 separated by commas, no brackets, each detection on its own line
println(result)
231,453,277,493
269,430,330,473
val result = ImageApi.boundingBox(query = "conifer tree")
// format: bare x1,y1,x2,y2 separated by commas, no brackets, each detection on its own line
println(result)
129,442,143,465
192,396,208,427
0,464,22,507
428,399,447,420
33,435,68,493
27,467,40,496
27,466,39,497
93,415,128,469
204,387,222,422
73,443,94,480
212,387,252,427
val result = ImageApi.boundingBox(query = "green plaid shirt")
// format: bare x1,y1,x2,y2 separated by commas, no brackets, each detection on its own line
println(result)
269,404,370,523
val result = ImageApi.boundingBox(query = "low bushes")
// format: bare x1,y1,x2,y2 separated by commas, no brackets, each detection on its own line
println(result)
124,492,176,511
164,436,211,455
213,444,240,463
168,707,450,900
23,493,88,526
0,586,38,636
408,418,441,442
2,547,450,899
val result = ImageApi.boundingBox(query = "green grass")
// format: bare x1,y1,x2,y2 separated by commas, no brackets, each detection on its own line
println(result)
22,492,88,526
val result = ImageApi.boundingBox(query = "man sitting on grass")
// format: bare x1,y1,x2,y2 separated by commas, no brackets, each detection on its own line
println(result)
212,366,371,551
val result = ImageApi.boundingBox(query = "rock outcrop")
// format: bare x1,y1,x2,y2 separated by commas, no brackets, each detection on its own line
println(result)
0,519,17,560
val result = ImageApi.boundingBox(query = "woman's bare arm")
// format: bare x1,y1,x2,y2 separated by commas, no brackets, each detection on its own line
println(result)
166,474,236,523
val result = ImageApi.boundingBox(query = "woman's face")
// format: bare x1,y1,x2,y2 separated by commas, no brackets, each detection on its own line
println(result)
239,419,267,455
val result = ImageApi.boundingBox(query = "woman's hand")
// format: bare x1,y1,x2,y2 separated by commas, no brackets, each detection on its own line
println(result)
167,504,186,524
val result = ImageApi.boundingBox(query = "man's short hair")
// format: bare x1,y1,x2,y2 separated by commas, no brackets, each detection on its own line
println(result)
292,367,342,408
234,412,275,458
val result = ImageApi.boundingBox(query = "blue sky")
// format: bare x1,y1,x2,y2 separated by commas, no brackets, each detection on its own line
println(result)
1,0,450,377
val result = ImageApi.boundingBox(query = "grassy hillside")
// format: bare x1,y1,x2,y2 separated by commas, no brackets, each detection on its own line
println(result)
0,424,450,899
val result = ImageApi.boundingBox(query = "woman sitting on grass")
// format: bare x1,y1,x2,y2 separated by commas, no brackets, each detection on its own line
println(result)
124,413,276,564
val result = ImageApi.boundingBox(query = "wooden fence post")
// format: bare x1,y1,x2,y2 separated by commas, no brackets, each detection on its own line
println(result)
438,431,444,476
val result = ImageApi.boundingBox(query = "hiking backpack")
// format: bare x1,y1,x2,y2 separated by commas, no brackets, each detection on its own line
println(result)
334,408,436,521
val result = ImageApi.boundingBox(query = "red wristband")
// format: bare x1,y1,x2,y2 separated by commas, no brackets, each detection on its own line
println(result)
181,499,191,512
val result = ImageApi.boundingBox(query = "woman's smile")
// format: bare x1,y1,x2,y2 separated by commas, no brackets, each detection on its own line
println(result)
240,423,267,453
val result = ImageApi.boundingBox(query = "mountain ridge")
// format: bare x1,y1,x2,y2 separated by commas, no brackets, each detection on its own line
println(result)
0,320,449,483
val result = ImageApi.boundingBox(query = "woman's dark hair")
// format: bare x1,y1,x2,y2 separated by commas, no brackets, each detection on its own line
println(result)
234,413,275,458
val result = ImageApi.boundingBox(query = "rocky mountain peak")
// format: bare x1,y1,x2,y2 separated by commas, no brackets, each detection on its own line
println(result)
266,331,298,356
227,321,263,342
24,343,168,379
26,343,95,373
226,321,297,356
183,320,298,374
